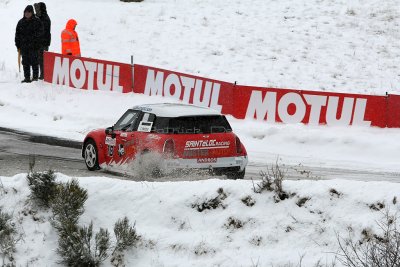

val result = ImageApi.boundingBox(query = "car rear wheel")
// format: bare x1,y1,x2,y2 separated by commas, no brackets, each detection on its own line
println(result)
84,140,99,171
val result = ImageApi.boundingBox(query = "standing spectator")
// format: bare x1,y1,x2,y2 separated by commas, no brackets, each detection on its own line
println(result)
34,2,51,80
61,19,81,57
15,5,43,83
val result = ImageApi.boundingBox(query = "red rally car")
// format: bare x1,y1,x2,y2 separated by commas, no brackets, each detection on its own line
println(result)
82,103,248,179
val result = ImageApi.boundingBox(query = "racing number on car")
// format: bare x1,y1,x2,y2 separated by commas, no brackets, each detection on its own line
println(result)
105,136,116,157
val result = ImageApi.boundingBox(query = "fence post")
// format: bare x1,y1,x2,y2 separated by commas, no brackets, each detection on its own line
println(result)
131,55,134,93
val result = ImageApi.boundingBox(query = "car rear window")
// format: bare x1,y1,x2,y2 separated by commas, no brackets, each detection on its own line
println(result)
153,115,232,134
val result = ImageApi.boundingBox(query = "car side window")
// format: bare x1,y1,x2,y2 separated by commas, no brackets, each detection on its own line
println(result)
137,113,156,133
114,110,140,131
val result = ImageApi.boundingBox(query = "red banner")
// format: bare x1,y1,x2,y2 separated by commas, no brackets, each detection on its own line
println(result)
133,64,235,114
133,65,396,127
388,94,400,128
43,54,400,128
233,85,388,127
44,52,133,93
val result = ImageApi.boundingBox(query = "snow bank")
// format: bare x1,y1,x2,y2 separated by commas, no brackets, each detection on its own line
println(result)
1,173,400,266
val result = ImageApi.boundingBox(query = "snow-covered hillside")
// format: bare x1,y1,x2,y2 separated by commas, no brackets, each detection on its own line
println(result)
1,173,400,266
0,0,399,94
1,0,400,266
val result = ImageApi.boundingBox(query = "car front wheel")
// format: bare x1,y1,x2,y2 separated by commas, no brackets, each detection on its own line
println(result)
84,140,99,171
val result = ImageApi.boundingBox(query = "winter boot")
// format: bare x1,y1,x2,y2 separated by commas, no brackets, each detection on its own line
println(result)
22,65,31,83
32,64,39,81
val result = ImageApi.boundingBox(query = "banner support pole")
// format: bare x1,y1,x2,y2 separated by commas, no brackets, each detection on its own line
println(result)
131,55,134,93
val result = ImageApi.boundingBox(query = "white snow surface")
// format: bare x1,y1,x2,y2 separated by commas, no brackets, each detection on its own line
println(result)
1,173,400,266
1,1,400,265
0,0,399,94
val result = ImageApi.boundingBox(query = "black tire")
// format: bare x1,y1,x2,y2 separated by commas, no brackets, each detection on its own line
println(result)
226,168,246,180
83,139,100,171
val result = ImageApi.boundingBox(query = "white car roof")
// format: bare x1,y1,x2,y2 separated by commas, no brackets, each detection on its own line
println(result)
132,103,222,117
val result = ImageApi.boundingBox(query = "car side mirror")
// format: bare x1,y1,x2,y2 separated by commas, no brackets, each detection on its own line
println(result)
105,126,116,138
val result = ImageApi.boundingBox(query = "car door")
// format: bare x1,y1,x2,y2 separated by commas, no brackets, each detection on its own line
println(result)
108,110,141,166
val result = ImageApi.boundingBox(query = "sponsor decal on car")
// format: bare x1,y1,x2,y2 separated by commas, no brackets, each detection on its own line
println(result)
135,106,153,112
118,144,125,157
184,140,230,150
138,121,153,132
105,136,116,146
183,149,209,157
108,145,114,157
197,158,217,163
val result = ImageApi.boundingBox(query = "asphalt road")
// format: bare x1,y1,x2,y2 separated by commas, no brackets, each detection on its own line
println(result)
0,128,399,182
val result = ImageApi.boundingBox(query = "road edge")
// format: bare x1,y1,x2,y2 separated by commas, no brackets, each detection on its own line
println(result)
0,127,82,149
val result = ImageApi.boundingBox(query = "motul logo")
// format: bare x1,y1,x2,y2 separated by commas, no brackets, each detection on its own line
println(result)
245,91,371,126
52,57,123,92
144,69,222,112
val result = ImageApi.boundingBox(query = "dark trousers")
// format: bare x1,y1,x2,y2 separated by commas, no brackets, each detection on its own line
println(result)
38,46,49,79
21,49,39,80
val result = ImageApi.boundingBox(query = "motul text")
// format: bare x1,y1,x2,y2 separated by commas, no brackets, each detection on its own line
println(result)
245,91,371,126
144,69,223,112
52,56,124,92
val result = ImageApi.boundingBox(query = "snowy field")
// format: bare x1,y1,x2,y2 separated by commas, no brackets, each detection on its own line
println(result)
1,173,400,266
1,0,400,266
0,0,399,94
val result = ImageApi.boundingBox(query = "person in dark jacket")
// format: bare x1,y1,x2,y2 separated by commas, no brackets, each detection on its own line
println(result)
15,5,43,83
34,2,51,80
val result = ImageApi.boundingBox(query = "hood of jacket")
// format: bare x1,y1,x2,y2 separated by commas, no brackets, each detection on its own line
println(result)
34,2,47,17
33,3,41,17
66,19,77,30
39,2,47,13
23,5,34,17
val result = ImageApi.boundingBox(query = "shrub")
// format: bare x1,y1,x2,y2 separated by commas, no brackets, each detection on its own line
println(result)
27,170,58,208
51,179,88,231
296,197,311,207
192,188,227,212
252,162,290,202
193,241,216,256
337,211,400,267
111,217,140,267
57,221,110,267
224,216,245,230
249,235,263,246
329,188,342,198
241,195,256,207
0,208,17,265
369,201,385,211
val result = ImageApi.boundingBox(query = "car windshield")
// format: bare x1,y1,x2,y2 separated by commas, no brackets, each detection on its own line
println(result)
114,110,140,131
153,115,232,134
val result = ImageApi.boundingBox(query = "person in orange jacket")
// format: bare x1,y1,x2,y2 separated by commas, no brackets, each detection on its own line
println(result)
61,19,80,56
